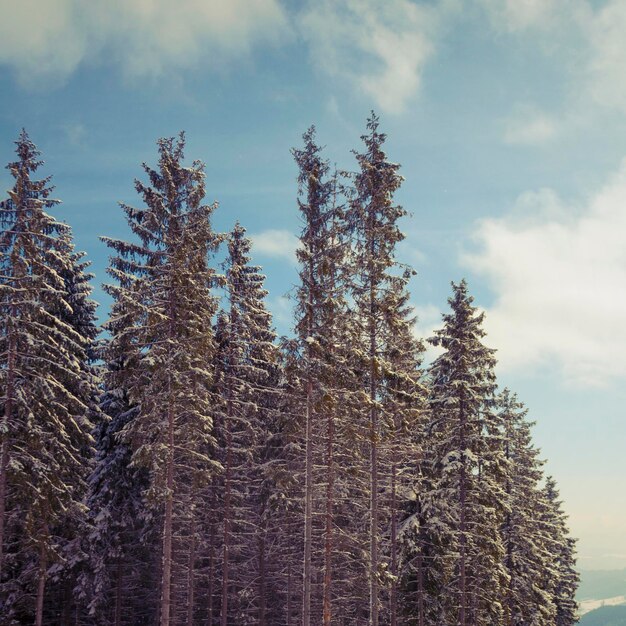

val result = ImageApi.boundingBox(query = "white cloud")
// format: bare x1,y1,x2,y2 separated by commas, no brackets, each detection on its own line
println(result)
250,229,300,263
412,303,445,365
0,0,289,85
502,105,558,145
478,0,571,32
299,0,455,115
587,0,626,113
463,161,626,386
480,0,626,115
268,294,294,328
62,122,87,146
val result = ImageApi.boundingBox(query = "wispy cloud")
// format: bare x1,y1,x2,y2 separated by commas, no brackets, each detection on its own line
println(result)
478,0,573,32
463,161,626,387
299,0,456,115
0,0,290,86
502,105,558,145
250,229,300,263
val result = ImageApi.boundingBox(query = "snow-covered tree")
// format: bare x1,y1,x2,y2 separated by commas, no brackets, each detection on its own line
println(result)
420,279,508,626
541,477,579,626
101,133,222,626
0,131,97,625
498,389,556,626
82,340,159,625
345,112,422,625
213,223,280,625
291,126,336,626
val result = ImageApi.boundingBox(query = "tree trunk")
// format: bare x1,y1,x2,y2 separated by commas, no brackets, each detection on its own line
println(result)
323,407,334,626
302,255,315,626
390,443,398,626
0,314,16,577
187,513,196,626
458,399,467,626
417,549,425,626
287,562,293,626
115,558,123,626
208,487,216,626
221,408,232,626
35,543,47,626
160,401,175,626
258,533,266,626
369,271,379,626
302,378,313,626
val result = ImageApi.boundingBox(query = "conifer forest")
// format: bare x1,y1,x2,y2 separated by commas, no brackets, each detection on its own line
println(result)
0,115,579,625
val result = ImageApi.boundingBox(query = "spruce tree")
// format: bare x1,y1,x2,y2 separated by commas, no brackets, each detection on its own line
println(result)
0,131,97,624
291,126,335,626
101,133,222,626
498,389,556,626
345,112,421,625
422,279,508,626
213,223,280,625
541,477,579,626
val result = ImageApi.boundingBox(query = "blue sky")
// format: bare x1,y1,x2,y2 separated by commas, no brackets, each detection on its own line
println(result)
1,0,625,570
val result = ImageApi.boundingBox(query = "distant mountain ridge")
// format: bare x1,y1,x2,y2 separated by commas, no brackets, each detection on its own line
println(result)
578,570,626,601
579,605,626,626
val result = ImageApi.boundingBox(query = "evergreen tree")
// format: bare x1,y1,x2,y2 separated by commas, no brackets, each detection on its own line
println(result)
101,133,222,626
291,126,335,626
82,341,159,625
498,389,556,626
345,112,420,625
421,279,508,626
0,131,97,625
542,477,580,626
213,223,280,625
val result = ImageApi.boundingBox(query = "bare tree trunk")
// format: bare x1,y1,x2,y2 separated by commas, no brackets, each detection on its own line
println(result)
208,487,216,626
187,514,196,626
221,404,233,626
302,379,313,626
369,272,379,626
35,543,47,626
322,408,334,626
0,314,16,577
115,558,123,626
302,256,314,626
458,399,467,626
417,549,425,626
287,562,293,626
258,533,266,626
390,442,398,626
160,400,175,626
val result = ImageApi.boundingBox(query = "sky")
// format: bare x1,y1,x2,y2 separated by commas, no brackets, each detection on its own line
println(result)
1,0,625,571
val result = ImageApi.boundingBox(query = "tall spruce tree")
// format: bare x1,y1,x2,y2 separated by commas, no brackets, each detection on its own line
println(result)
498,389,556,626
541,477,579,626
213,223,280,625
345,112,419,625
291,126,335,626
422,279,508,626
83,337,159,625
101,133,222,626
0,131,97,625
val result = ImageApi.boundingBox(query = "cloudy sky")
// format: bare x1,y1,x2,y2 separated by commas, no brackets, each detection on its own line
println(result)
1,0,625,570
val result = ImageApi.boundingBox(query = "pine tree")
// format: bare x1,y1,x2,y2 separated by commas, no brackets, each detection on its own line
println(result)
421,279,508,626
0,131,97,624
101,133,222,626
